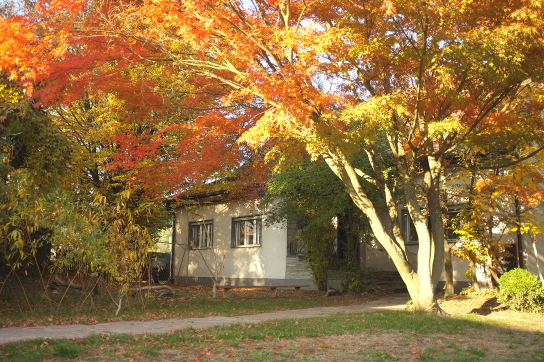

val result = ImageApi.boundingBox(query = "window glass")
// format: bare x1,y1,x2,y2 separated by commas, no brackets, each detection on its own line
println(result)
402,210,419,244
232,216,262,247
401,209,460,244
189,220,213,248
445,210,460,241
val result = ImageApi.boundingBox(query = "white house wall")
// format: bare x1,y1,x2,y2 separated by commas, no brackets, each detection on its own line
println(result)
364,243,479,285
522,233,544,280
173,200,289,285
364,208,512,292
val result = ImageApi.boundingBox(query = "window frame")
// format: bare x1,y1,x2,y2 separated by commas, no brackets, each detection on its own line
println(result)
401,210,421,244
231,215,262,248
189,220,213,249
445,209,460,242
401,208,461,244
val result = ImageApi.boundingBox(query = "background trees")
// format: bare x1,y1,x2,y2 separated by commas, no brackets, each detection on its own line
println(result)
451,155,544,290
0,79,69,275
1,0,543,310
103,0,543,310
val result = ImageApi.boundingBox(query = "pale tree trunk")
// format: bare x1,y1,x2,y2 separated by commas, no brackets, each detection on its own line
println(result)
323,149,440,311
531,233,544,286
486,254,501,286
440,170,455,297
468,254,481,293
427,156,446,300
443,243,455,297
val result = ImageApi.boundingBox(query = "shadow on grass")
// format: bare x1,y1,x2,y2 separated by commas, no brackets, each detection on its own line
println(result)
469,297,505,316
0,310,543,362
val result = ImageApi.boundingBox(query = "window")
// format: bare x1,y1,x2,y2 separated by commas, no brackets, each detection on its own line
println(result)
189,220,213,249
401,209,460,244
232,216,262,247
401,210,420,244
445,210,460,241
286,219,303,256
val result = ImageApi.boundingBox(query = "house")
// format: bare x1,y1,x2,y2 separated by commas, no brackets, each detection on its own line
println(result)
364,204,544,293
170,191,544,293
170,192,316,289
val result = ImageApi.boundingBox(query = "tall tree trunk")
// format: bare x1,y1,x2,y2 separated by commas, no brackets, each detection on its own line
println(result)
443,242,455,297
468,254,481,293
324,150,439,311
486,254,501,286
427,156,446,292
531,233,544,286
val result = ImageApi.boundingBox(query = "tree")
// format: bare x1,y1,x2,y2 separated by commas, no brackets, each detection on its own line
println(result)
3,0,544,310
0,78,70,275
453,168,521,291
110,0,544,310
444,148,544,291
1,0,260,197
1,0,263,300
263,153,385,290
45,91,172,290
264,160,362,289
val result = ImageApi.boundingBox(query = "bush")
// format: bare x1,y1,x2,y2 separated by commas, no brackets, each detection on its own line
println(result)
334,263,374,294
498,268,544,312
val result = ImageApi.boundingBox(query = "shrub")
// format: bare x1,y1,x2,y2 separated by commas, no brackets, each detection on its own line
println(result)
334,263,374,294
498,268,544,312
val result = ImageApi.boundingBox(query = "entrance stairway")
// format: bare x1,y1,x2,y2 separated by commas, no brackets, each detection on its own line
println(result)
285,256,312,280
370,270,408,293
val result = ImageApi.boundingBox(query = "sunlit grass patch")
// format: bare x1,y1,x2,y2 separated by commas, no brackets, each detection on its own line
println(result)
1,310,542,361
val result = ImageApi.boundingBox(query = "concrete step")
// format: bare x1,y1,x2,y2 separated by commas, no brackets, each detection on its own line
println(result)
285,257,312,280
370,271,408,293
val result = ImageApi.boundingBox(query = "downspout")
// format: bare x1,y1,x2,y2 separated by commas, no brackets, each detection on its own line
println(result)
514,197,524,269
170,212,177,283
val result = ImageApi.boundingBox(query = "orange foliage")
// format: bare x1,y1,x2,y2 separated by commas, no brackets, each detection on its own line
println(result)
474,164,544,209
1,0,543,200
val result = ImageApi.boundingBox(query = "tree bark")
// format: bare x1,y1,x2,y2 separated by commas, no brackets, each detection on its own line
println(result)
323,149,439,311
51,275,101,295
51,275,84,290
532,233,544,286
468,255,481,293
443,242,455,297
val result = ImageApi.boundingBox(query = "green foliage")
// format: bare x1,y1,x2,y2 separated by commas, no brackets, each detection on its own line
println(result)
0,81,171,293
0,81,70,191
44,190,161,287
263,160,356,224
263,159,372,290
0,80,70,275
335,262,374,294
297,223,336,290
498,268,544,312
0,186,51,274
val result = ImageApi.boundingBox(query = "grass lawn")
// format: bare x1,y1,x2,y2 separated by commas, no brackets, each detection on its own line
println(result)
0,280,381,327
1,279,543,361
0,309,543,361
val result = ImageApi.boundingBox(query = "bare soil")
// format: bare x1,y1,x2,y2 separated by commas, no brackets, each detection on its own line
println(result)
171,284,387,304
